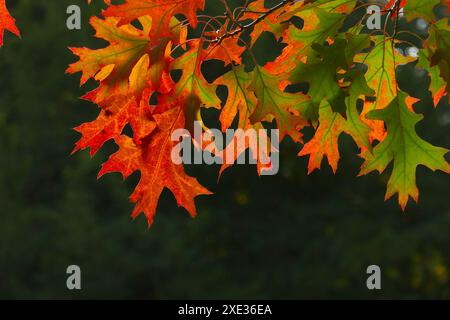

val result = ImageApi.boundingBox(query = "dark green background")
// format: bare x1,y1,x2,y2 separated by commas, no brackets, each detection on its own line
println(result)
0,0,449,299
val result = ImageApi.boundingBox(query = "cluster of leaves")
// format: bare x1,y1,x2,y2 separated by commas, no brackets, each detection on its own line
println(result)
65,0,450,226
0,0,20,47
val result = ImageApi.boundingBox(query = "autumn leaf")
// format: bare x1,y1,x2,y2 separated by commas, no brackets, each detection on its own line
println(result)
216,65,257,132
360,92,450,209
156,39,222,138
99,107,212,225
0,0,20,47
299,102,348,174
248,66,309,143
355,36,415,143
102,0,205,36
428,19,450,104
215,65,272,175
67,15,189,155
418,50,447,107
343,72,374,152
299,72,374,174
266,7,346,75
67,16,185,106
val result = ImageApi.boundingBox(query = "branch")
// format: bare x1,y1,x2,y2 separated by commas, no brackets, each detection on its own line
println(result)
213,0,296,44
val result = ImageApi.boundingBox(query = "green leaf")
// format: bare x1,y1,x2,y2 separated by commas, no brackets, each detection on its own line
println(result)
404,0,441,22
290,35,370,119
360,92,450,209
345,72,374,152
418,49,447,106
427,19,450,104
268,7,345,74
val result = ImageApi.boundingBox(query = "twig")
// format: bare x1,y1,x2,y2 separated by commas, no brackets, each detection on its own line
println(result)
213,0,296,45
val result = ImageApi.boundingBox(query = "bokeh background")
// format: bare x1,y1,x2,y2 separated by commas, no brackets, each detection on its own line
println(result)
0,0,449,299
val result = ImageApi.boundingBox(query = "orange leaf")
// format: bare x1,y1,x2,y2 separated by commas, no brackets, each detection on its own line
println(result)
0,0,20,47
99,107,211,226
299,103,347,174
102,0,205,36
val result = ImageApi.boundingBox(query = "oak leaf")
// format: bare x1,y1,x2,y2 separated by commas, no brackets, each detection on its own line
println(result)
0,0,19,47
99,107,212,225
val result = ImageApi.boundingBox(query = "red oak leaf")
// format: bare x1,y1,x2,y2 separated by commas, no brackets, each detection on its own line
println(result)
0,0,20,47
99,106,212,226
102,0,205,37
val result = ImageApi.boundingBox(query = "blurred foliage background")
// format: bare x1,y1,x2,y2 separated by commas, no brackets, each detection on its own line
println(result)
0,0,449,299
